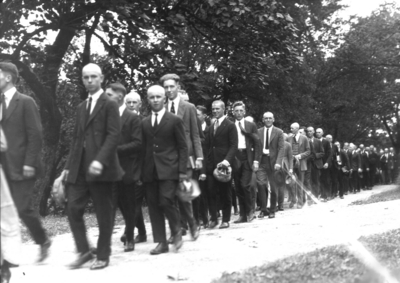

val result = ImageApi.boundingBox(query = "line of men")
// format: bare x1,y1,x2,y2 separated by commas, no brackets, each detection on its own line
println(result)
1,61,397,274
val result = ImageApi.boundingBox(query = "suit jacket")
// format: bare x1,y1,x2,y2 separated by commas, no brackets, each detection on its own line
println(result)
281,141,293,171
349,150,362,171
332,146,350,170
142,111,188,182
235,120,261,168
117,109,142,184
369,151,379,168
0,92,44,180
205,117,238,174
65,92,123,183
380,154,389,170
320,138,332,166
199,123,209,175
166,100,203,168
308,138,324,169
287,134,310,171
388,153,395,170
257,126,284,167
360,150,370,171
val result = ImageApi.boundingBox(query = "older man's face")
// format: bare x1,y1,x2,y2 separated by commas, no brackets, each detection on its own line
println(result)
125,97,141,112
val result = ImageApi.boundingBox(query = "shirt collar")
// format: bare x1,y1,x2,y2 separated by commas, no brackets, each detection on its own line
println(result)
88,88,103,101
152,107,166,116
119,103,126,116
169,95,180,106
217,115,226,124
3,87,16,101
265,125,273,130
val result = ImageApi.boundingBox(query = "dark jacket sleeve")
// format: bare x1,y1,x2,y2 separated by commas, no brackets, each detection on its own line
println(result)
174,117,189,175
225,123,238,164
117,114,142,156
275,130,285,166
23,97,43,168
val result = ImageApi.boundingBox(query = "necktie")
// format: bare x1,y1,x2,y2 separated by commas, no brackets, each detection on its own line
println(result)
214,119,219,135
0,94,6,121
265,128,269,149
85,96,92,124
153,113,158,128
170,102,175,114
238,121,247,136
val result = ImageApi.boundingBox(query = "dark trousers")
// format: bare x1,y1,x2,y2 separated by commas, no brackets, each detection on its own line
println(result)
113,181,136,242
145,180,180,243
135,183,147,236
177,168,196,231
369,166,377,187
9,179,47,245
305,162,321,199
350,170,360,192
192,171,209,226
233,151,253,217
207,175,232,223
67,167,114,260
319,167,330,199
331,167,344,197
362,169,371,188
256,156,277,212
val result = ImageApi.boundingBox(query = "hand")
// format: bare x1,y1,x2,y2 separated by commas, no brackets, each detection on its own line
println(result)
358,168,362,173
366,168,370,171
179,173,188,182
23,165,35,178
195,159,203,170
294,154,301,160
88,160,103,176
289,169,293,174
323,163,328,169
253,162,259,172
274,164,281,171
199,174,207,181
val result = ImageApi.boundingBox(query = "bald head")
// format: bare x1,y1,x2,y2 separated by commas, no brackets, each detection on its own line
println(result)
82,63,103,94
147,85,165,112
316,128,323,138
326,135,332,143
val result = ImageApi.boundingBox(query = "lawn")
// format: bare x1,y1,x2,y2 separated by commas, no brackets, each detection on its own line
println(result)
351,186,400,206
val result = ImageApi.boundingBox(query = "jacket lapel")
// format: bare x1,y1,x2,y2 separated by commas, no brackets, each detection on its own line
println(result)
177,101,185,118
214,118,227,138
5,92,19,121
269,127,276,145
120,108,130,130
154,111,169,134
86,93,106,128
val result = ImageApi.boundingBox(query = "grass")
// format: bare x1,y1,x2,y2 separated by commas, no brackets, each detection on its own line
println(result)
351,185,400,206
21,208,150,243
213,229,400,283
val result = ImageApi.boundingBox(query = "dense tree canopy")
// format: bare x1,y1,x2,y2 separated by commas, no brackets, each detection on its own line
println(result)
0,0,398,213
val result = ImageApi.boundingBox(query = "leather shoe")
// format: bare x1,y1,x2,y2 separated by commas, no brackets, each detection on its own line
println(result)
134,234,147,244
278,207,284,211
90,259,109,270
124,240,135,252
1,265,11,283
208,221,218,229
233,216,247,223
167,235,174,245
289,202,295,208
219,222,230,229
269,213,275,219
120,233,126,244
38,239,51,263
247,212,255,222
173,232,183,252
68,251,94,269
190,225,200,241
150,242,169,255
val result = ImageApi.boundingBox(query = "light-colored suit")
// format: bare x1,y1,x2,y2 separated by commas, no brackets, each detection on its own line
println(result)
287,134,310,171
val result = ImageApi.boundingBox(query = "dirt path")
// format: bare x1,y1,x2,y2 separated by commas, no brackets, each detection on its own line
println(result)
10,185,400,283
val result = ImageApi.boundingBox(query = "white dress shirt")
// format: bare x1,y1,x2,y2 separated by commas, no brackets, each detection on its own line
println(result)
168,95,180,113
152,107,166,127
3,87,16,108
87,89,103,114
201,122,206,132
263,125,273,155
119,103,126,117
235,119,246,149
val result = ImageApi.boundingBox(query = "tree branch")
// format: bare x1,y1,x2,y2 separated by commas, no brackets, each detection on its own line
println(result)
13,25,57,58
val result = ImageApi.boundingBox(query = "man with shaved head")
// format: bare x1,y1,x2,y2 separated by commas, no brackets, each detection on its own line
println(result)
141,85,188,255
60,63,123,270
287,123,310,208
125,90,142,114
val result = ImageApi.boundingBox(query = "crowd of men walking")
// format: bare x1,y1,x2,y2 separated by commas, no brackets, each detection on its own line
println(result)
0,62,397,281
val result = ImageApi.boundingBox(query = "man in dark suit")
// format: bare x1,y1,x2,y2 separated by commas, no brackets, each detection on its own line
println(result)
287,123,310,208
349,143,362,193
380,148,390,184
105,82,142,252
315,128,332,199
194,105,209,228
0,62,51,262
161,74,202,240
61,63,123,270
305,127,324,201
256,112,284,218
278,133,293,210
389,147,396,183
359,144,371,190
231,101,261,223
142,85,188,255
331,141,350,199
205,100,238,229
369,145,379,187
